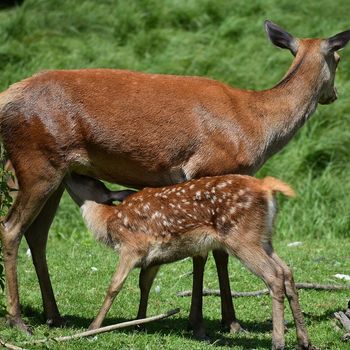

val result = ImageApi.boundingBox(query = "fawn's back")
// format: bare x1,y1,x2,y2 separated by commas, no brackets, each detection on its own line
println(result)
81,175,293,267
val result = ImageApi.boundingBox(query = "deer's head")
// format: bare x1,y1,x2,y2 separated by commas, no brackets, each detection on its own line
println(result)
265,20,350,105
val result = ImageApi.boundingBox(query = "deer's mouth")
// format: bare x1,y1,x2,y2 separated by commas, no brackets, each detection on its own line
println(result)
319,87,338,105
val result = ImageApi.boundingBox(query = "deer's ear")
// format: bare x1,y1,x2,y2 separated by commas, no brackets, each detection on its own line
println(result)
326,30,350,52
264,20,298,55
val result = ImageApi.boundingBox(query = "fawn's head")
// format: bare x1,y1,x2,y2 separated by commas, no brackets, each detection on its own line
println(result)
265,20,350,104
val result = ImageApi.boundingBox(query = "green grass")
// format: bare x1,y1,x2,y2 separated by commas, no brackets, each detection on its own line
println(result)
0,0,350,349
1,202,349,349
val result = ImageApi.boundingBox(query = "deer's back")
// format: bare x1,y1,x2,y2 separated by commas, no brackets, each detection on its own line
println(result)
0,69,257,187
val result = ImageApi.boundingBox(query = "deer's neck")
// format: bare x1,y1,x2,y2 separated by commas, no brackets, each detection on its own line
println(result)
247,53,325,162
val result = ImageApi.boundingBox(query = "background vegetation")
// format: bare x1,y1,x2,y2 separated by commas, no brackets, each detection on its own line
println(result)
0,0,349,349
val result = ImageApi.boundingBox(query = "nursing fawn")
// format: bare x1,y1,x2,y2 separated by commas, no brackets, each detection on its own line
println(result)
65,173,314,350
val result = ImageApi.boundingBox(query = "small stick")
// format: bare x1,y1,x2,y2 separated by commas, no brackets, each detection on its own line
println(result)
334,311,350,341
334,311,350,333
176,283,350,298
0,338,28,350
22,308,180,345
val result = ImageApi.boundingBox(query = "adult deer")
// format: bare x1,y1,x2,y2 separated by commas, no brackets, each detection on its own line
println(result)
0,21,349,336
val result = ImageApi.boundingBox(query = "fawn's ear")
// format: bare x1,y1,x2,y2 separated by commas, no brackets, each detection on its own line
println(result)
326,29,350,52
264,20,298,55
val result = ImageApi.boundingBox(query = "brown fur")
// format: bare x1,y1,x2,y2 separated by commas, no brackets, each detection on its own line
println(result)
0,21,347,337
78,174,312,349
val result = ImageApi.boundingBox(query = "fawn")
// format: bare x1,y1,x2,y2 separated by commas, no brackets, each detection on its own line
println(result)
65,173,314,350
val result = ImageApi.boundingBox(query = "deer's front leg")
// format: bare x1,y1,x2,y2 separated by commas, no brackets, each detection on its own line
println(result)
213,249,243,333
136,265,160,320
188,254,208,340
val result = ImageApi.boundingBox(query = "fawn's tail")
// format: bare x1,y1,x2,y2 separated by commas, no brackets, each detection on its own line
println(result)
261,176,295,197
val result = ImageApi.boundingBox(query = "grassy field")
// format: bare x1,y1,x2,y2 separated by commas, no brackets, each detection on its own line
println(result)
0,0,350,349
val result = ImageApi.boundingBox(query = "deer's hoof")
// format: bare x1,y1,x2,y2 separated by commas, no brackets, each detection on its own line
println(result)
188,322,210,341
193,329,211,342
46,315,67,328
134,323,146,332
7,315,33,335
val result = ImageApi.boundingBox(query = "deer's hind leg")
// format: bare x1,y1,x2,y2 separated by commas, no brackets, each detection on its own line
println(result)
188,254,208,340
1,156,65,333
24,184,65,327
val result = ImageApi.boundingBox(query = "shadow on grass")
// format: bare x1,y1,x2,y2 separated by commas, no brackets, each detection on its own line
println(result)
0,0,24,9
1,304,343,348
0,304,271,348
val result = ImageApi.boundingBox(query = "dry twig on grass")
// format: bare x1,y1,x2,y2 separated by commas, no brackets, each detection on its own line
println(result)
0,338,28,350
176,283,350,298
20,308,180,346
334,311,350,341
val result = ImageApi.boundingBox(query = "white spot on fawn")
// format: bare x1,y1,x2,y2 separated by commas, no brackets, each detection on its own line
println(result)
123,216,129,226
238,189,246,196
217,182,227,189
229,207,236,215
151,211,161,219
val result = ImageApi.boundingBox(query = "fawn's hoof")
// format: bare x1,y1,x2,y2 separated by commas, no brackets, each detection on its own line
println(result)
272,338,286,350
88,321,100,331
298,343,319,350
7,315,33,335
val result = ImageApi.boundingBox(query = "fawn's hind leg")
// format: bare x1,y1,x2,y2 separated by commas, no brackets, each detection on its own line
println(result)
270,251,314,350
229,245,286,350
